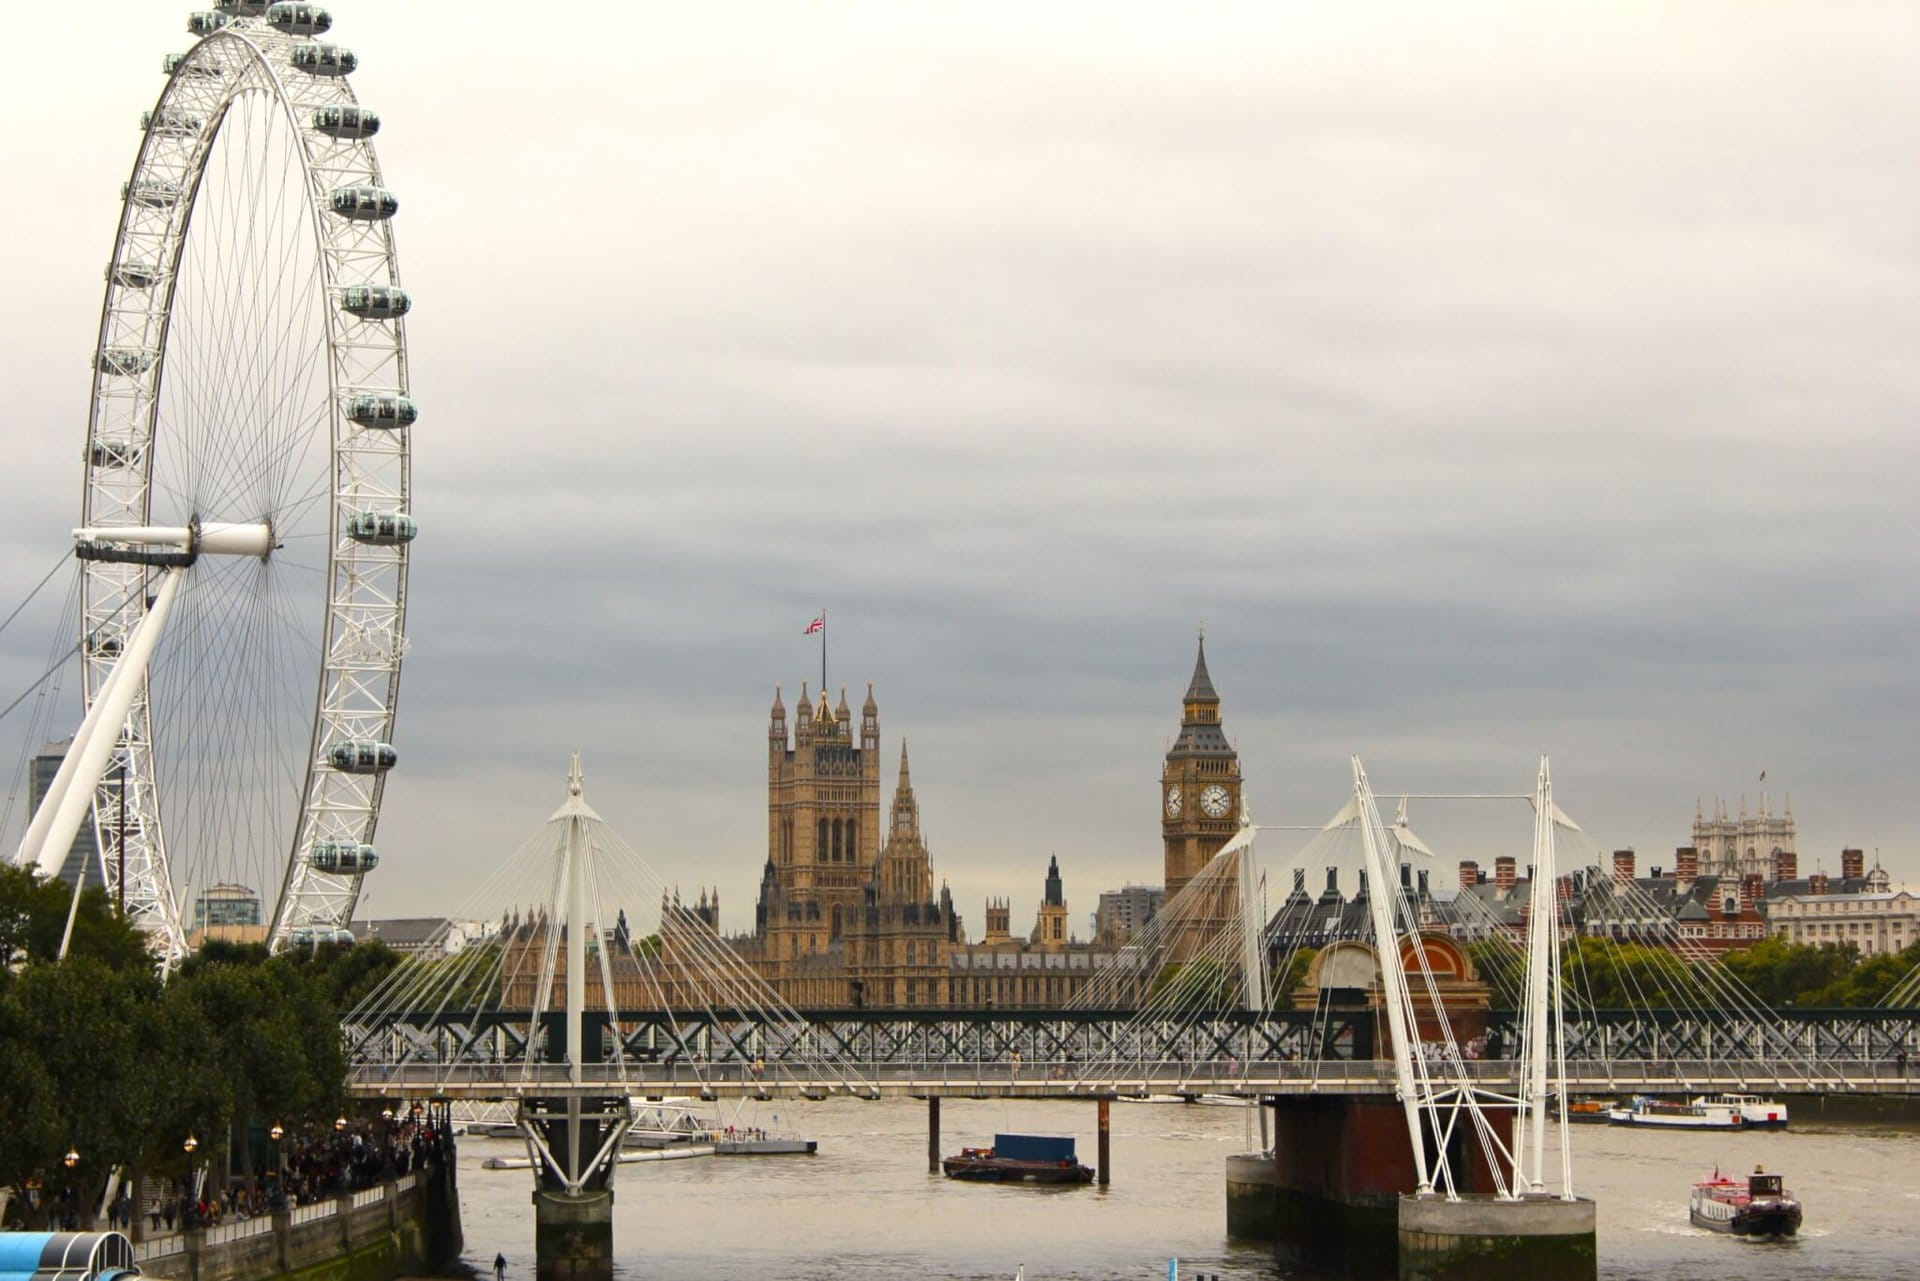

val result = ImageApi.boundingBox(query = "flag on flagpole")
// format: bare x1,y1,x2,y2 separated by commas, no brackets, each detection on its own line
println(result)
803,615,824,635
1759,769,1767,783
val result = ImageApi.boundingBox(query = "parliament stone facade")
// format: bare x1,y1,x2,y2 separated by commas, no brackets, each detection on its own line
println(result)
625,639,1243,1010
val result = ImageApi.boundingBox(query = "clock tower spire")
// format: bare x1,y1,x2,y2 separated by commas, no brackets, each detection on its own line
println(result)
1161,633,1242,905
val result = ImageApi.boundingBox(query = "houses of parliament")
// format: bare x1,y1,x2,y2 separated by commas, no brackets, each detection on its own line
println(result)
649,639,1243,1009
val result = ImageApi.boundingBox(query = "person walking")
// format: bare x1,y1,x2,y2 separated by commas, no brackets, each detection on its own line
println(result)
494,1252,507,1281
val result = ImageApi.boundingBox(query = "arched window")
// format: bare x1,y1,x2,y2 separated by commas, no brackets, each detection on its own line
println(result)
847,823,857,863
832,819,843,861
817,818,828,861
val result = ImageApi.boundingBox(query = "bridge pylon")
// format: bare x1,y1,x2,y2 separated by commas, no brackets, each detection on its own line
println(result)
517,757,632,1281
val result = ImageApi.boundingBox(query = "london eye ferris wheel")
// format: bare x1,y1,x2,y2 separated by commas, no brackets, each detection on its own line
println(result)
20,2,416,963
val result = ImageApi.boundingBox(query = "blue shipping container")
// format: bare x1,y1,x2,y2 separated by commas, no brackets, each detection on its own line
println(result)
994,1133,1078,1162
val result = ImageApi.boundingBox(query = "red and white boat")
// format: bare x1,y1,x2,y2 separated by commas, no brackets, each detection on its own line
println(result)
1689,1166,1802,1237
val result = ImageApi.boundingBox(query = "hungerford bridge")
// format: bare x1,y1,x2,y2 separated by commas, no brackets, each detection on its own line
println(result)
347,1005,1920,1101
344,757,1917,1280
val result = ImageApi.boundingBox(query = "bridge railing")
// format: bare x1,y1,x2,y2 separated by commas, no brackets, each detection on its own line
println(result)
348,1053,1918,1097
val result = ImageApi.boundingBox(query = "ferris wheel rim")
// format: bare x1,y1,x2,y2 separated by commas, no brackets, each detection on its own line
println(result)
80,12,413,961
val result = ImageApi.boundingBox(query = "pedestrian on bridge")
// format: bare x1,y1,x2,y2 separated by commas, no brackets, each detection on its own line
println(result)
494,1252,506,1281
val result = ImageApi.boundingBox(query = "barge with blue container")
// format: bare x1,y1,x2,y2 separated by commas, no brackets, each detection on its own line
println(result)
942,1133,1095,1184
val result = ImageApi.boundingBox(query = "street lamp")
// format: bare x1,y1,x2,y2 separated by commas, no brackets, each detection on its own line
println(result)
269,1124,284,1142
334,1116,347,1134
63,1149,79,1169
380,1108,393,1123
183,1135,198,1155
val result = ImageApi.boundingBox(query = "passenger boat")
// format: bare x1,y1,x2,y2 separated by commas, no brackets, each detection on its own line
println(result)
942,1133,1095,1184
1563,1099,1614,1124
1701,1093,1789,1129
1689,1167,1801,1237
1606,1094,1789,1130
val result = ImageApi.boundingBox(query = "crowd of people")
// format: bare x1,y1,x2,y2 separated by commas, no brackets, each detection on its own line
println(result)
137,1116,451,1233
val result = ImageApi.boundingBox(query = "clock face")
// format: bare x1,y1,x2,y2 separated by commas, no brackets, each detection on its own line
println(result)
1200,784,1231,819
1165,785,1182,818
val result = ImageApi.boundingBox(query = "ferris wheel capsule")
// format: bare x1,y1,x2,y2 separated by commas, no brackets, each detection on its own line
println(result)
95,348,157,376
290,44,356,77
330,186,398,221
87,439,146,470
347,512,418,546
188,12,230,36
312,105,379,139
107,262,164,289
329,742,397,774
345,394,417,429
141,108,204,137
267,4,332,36
309,842,378,874
286,926,356,948
215,1,272,15
162,52,223,78
123,178,181,208
342,284,412,321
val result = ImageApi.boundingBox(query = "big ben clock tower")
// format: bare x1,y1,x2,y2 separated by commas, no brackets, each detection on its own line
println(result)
1161,635,1242,903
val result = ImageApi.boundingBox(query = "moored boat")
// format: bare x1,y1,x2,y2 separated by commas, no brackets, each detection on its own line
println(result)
1563,1098,1614,1124
1607,1096,1739,1129
1689,1166,1801,1237
943,1133,1095,1184
1606,1093,1789,1130
1701,1093,1789,1129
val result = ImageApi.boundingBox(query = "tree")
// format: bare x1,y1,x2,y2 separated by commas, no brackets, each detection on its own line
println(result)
0,865,151,977
0,957,165,1206
1273,948,1316,999
1149,959,1239,1011
1719,936,1857,1007
1560,936,1696,1008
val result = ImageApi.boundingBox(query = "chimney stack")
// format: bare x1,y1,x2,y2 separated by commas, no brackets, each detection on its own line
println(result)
1772,848,1797,882
1459,860,1480,892
1675,846,1699,883
1417,869,1430,898
1292,868,1307,895
1495,857,1516,896
1842,848,1865,881
1739,873,1764,914
1612,849,1636,885
1809,871,1829,896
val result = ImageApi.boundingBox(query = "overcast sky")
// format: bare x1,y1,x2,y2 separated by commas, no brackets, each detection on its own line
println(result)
1,2,1915,934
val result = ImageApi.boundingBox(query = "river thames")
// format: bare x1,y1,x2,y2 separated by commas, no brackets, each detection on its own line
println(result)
455,1097,1920,1280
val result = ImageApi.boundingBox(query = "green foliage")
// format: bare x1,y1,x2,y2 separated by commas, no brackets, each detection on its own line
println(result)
0,864,152,976
1273,948,1316,998
1721,936,1920,1008
1467,933,1920,1011
0,912,372,1201
1561,936,1696,1007
1149,958,1237,1011
1467,941,1526,1005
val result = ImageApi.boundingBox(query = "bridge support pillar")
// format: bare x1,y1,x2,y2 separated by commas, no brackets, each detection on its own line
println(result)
1096,1097,1110,1186
519,1095,631,1281
1397,1194,1595,1281
1235,1096,1512,1278
533,1189,613,1281
928,1097,940,1173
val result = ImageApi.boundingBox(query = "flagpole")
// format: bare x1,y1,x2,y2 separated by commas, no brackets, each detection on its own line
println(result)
820,606,827,697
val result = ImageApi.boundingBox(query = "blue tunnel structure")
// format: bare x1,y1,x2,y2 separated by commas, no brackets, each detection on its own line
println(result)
0,1233,138,1281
